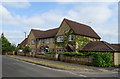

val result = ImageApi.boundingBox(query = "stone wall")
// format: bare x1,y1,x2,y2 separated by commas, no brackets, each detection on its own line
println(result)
35,54,93,65
59,54,93,65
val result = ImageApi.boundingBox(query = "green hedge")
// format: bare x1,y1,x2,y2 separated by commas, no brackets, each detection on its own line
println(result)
92,52,113,67
46,51,56,54
63,52,113,67
63,52,87,56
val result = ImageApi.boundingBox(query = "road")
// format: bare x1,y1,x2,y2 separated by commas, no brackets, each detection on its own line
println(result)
2,56,84,77
2,56,119,79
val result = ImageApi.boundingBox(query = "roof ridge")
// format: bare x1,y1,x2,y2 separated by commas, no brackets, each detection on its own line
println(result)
64,18,91,28
31,29,44,31
102,41,116,51
44,27,59,31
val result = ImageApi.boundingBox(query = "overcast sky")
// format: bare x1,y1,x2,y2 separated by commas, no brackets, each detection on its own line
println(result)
1,1,119,45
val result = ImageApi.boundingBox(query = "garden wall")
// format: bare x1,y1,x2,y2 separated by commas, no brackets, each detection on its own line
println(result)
35,54,93,65
59,54,93,65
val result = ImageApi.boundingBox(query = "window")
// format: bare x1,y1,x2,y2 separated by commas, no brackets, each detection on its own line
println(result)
31,49,35,53
89,38,93,41
56,49,63,53
46,39,50,44
27,40,30,45
41,39,45,44
57,36,64,42
69,35,74,41
31,40,35,44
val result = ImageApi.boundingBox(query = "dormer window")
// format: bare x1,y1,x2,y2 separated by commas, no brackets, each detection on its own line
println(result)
69,35,74,41
57,36,64,42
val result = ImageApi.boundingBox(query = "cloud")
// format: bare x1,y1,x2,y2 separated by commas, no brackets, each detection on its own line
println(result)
2,0,119,2
67,3,113,24
3,2,31,8
2,30,22,34
1,2,118,44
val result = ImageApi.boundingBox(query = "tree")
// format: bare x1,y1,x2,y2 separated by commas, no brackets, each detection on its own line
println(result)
1,33,17,55
1,33,11,54
23,46,31,56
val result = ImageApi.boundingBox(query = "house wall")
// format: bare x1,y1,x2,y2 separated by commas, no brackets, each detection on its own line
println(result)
114,52,120,66
37,38,55,50
27,31,36,52
55,20,100,52
55,21,71,50
56,21,71,36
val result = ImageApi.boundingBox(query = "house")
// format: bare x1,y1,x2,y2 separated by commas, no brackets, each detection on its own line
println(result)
18,38,28,47
55,18,101,53
26,18,101,54
79,41,120,66
27,28,58,54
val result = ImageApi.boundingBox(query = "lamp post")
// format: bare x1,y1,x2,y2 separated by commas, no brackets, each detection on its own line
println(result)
24,32,26,39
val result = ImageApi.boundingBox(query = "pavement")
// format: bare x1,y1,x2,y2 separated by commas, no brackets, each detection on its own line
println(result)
2,55,120,78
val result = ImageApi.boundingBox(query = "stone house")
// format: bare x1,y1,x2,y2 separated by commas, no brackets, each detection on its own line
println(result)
79,41,120,66
23,18,101,54
18,38,28,47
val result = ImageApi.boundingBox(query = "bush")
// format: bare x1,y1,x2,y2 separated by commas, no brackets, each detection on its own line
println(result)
46,51,56,54
93,52,113,67
63,52,86,56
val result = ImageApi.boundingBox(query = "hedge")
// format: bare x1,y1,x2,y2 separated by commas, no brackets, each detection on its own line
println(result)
63,52,88,56
63,52,113,67
46,51,56,54
92,52,113,67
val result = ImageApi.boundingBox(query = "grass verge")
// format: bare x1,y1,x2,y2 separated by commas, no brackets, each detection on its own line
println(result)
8,56,91,71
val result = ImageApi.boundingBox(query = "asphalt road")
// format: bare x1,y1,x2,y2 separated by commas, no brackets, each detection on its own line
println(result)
2,56,119,79
2,56,84,77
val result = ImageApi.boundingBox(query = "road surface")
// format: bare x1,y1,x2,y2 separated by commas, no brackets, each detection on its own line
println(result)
2,56,119,79
2,56,84,77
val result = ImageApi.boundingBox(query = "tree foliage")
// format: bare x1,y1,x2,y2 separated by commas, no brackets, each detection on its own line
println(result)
1,33,16,54
92,52,113,67
23,46,31,54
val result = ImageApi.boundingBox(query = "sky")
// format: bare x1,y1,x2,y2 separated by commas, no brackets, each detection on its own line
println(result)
1,1,119,45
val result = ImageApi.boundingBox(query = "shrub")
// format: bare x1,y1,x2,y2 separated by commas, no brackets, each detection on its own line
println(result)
93,52,113,67
63,52,86,56
46,51,56,54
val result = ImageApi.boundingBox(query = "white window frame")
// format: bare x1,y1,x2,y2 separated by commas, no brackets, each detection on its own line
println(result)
69,35,74,41
31,49,35,53
41,39,45,44
57,36,64,42
89,38,93,41
46,39,50,44
31,40,35,44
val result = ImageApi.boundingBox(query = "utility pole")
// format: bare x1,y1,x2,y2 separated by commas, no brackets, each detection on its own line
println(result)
24,32,26,39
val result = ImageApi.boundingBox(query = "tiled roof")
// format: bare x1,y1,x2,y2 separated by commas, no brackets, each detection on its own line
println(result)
110,44,120,52
31,28,59,39
19,38,28,47
79,41,120,52
30,18,100,39
64,18,101,39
